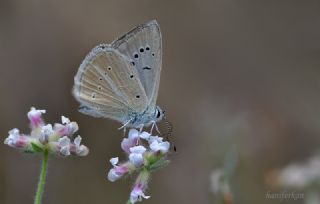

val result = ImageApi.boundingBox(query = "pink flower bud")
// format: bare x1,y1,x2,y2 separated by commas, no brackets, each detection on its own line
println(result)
27,107,45,128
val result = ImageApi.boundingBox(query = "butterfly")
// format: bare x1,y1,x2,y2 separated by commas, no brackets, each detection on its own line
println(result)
73,20,164,131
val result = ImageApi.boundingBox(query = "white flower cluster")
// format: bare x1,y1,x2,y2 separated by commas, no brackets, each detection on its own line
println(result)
107,129,170,204
4,107,89,156
267,155,320,189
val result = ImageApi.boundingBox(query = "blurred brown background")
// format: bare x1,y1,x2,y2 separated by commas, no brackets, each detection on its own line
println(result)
1,0,320,203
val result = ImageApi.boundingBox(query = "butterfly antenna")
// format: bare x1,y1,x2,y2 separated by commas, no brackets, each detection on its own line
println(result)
162,117,176,152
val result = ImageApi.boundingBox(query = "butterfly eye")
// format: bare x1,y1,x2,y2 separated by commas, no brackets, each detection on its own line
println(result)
157,111,161,118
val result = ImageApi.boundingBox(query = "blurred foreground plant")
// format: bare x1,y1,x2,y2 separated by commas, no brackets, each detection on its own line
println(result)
266,154,320,204
210,145,238,204
107,129,170,204
4,107,89,204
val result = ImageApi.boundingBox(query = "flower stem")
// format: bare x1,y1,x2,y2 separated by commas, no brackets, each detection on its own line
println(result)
34,149,49,204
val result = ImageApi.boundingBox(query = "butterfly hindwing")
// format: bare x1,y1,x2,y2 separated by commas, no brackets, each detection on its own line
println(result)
73,45,148,122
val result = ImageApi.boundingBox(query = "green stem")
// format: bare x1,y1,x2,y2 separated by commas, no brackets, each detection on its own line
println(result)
34,149,49,204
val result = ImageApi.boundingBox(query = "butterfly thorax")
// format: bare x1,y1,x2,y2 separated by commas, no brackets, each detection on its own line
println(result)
127,106,164,128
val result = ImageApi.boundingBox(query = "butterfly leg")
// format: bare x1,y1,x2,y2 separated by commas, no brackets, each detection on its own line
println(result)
122,127,127,137
138,124,144,132
118,119,132,131
150,122,155,134
150,121,161,135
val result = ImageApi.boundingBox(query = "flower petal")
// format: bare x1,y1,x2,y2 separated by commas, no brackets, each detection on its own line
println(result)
139,131,150,140
130,184,150,204
110,157,119,166
150,141,170,153
128,129,139,140
27,107,46,128
74,135,82,147
129,153,144,167
148,135,163,143
58,136,71,156
130,145,146,154
39,124,53,143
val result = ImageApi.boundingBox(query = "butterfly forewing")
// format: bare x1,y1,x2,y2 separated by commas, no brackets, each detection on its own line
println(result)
73,46,148,122
112,20,162,113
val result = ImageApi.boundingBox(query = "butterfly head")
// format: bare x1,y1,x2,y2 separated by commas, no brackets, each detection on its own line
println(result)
155,106,165,122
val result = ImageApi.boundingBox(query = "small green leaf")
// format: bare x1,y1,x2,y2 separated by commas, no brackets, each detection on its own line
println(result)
148,157,170,171
31,143,43,152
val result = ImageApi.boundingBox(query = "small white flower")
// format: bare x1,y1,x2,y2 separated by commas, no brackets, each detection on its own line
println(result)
4,128,31,150
121,129,140,153
210,169,225,194
130,146,147,154
121,138,132,153
110,157,119,166
54,121,79,137
74,135,81,147
149,140,170,153
128,129,140,140
58,136,71,156
61,116,70,124
139,131,150,140
129,154,144,167
27,107,46,118
130,184,150,204
148,135,163,143
41,124,53,135
108,168,121,182
107,162,129,182
278,165,309,188
5,128,20,146
72,135,89,156
39,124,53,143
75,145,89,156
129,146,146,167
27,107,46,128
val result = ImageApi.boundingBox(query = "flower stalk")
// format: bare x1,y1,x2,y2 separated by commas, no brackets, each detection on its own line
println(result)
34,149,49,204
